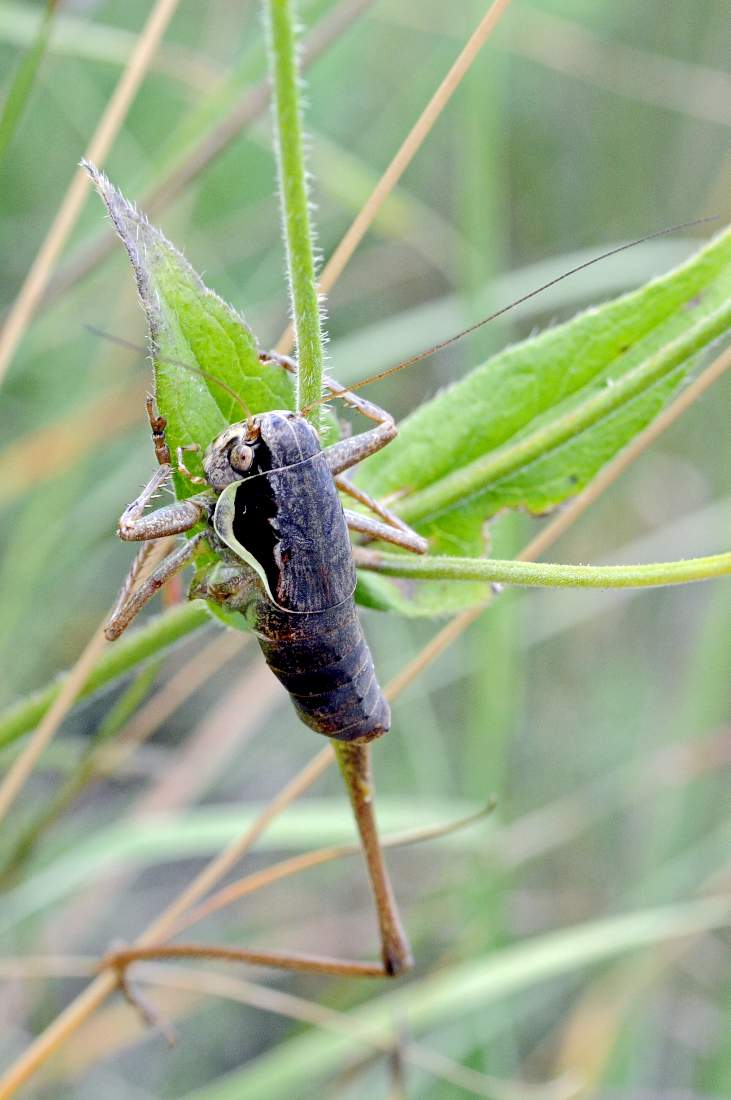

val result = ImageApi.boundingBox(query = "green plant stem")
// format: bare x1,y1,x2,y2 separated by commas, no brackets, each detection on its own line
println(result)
356,549,731,589
4,540,729,754
395,299,731,525
0,603,208,752
264,0,324,424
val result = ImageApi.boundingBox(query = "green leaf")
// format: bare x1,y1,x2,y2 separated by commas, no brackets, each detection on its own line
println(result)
84,163,295,497
356,225,731,614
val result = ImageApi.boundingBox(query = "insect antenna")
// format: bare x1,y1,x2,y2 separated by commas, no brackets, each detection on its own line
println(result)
85,324,256,428
301,216,718,414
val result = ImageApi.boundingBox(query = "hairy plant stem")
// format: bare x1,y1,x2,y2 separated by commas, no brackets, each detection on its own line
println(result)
264,0,406,974
2,543,729,753
356,549,731,589
264,0,324,424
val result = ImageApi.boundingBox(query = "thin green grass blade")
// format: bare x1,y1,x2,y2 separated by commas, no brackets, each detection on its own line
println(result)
0,0,56,165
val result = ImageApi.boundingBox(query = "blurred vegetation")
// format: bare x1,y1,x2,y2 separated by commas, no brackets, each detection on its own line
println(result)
0,1,730,1098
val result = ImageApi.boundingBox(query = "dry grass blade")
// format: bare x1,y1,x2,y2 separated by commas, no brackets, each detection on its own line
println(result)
92,629,246,783
132,966,576,1100
547,720,731,1095
0,632,247,894
0,533,179,828
0,385,142,507
1,956,565,1098
0,0,58,166
139,746,334,944
514,5,731,128
133,659,276,815
44,640,272,967
0,0,181,386
275,0,514,354
0,747,335,1099
0,624,109,827
176,803,494,933
0,956,96,981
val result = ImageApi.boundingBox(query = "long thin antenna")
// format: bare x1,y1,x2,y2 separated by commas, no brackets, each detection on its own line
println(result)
85,324,255,425
301,217,718,413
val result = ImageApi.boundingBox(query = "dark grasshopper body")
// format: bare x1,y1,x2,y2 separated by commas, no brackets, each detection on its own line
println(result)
107,395,423,978
204,411,391,743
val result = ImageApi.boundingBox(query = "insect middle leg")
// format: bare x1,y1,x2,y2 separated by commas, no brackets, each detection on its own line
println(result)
110,452,213,638
262,351,425,553
336,473,426,551
344,509,427,554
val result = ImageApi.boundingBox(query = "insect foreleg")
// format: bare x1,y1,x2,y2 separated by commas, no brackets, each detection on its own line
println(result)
176,442,208,486
344,509,427,554
118,487,213,541
106,532,208,640
145,394,171,468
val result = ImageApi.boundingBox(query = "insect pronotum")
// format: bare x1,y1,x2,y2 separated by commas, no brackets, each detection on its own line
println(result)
98,218,709,988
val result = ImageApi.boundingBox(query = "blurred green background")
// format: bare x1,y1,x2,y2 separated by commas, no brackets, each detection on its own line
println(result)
1,1,730,1097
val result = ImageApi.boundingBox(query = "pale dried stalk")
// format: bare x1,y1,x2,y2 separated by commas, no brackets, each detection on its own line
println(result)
176,804,492,932
0,626,109,827
0,0,181,385
0,535,175,828
92,630,245,782
0,746,334,1100
132,966,567,1100
42,0,378,309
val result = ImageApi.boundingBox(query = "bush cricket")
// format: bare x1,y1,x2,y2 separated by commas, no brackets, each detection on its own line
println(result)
95,216,710,989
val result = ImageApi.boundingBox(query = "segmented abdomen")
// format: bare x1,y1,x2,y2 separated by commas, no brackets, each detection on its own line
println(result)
249,594,390,744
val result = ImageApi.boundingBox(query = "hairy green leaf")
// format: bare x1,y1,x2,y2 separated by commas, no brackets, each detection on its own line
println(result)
85,163,295,497
357,225,731,613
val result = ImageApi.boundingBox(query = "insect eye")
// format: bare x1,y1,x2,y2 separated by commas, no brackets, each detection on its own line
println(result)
229,443,254,473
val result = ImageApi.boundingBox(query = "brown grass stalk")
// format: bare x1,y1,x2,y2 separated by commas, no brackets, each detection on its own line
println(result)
0,625,109,827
